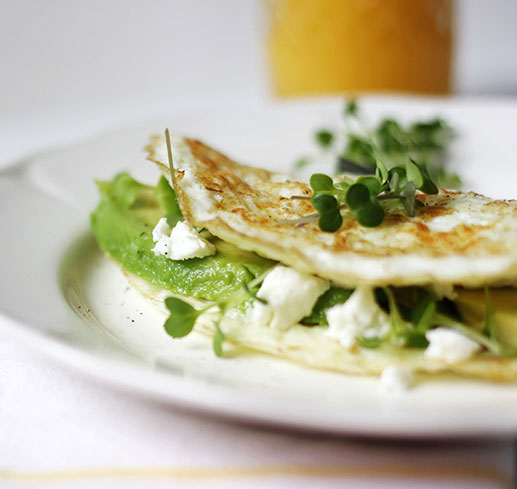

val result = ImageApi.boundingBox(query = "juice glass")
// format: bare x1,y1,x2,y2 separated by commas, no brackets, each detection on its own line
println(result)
268,0,453,96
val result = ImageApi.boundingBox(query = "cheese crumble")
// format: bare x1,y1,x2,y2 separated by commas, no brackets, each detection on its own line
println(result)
151,219,216,261
379,365,414,392
250,265,329,331
324,286,390,349
424,327,481,363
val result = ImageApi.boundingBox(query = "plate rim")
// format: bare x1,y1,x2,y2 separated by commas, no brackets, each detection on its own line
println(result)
2,95,517,438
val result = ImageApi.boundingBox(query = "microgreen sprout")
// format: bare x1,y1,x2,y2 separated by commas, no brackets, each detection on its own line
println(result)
213,323,225,358
164,296,224,355
361,287,517,357
163,271,270,356
315,130,334,149
344,99,358,117
434,288,515,357
155,175,183,227
293,154,439,231
164,297,213,338
242,280,268,305
355,336,383,349
339,104,459,187
294,100,460,189
294,157,310,169
382,287,415,346
433,313,504,355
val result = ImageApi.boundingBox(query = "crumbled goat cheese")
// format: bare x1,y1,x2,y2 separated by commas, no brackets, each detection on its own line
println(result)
379,365,413,392
152,217,170,242
325,286,390,349
250,265,329,331
424,327,481,363
151,220,216,260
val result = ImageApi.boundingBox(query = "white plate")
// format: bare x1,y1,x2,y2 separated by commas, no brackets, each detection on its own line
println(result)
2,96,517,438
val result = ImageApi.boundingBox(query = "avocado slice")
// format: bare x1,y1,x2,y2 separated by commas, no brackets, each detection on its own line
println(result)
91,173,274,302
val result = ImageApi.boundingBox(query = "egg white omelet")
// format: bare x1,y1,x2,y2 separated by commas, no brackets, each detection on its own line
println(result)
147,135,517,289
138,134,517,382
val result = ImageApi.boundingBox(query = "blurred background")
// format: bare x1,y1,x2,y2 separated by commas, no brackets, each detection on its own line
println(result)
1,0,516,163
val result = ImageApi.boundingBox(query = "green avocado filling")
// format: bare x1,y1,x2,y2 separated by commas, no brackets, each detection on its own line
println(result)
91,173,275,302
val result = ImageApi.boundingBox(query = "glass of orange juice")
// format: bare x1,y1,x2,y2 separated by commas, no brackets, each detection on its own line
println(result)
268,0,453,96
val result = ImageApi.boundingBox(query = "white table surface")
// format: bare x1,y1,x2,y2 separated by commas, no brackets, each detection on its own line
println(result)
1,336,515,489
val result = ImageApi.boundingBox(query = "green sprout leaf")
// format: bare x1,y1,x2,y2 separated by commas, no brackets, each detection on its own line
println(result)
403,331,429,348
303,156,437,230
388,167,406,193
353,203,385,227
420,177,439,195
383,288,410,339
355,336,384,349
301,287,352,325
298,102,447,231
340,104,459,188
434,313,501,355
294,157,310,169
163,272,275,358
389,171,400,193
356,176,381,196
318,210,343,232
242,280,268,305
375,158,389,183
410,294,437,331
376,119,405,153
155,175,183,228
400,181,417,217
164,297,203,338
292,100,460,187
345,183,370,210
311,191,343,231
356,336,383,349
406,158,424,188
213,323,225,357
315,130,335,148
310,173,334,191
419,166,439,195
346,136,377,168
312,193,339,213
345,99,358,117
334,179,352,190
111,173,146,208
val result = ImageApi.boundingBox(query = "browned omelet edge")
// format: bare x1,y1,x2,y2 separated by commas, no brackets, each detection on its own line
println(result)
147,135,517,289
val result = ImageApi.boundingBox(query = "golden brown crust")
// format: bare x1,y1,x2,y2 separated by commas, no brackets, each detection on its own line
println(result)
147,135,517,288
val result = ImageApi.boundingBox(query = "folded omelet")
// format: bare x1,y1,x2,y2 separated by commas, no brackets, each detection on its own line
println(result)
141,135,517,381
147,135,517,288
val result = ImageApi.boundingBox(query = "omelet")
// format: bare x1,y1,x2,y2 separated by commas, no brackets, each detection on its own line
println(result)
139,134,517,382
147,135,517,289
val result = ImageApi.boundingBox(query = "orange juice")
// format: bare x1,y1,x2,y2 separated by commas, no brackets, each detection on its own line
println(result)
268,0,453,95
